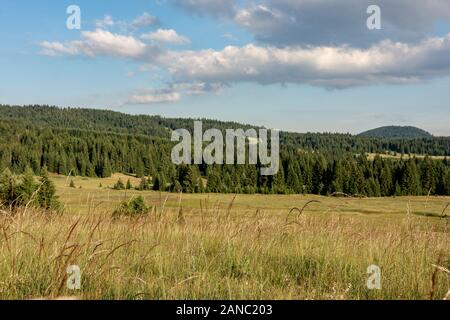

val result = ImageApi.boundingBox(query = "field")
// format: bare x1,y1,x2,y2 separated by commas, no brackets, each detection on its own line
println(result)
365,153,447,161
0,173,448,300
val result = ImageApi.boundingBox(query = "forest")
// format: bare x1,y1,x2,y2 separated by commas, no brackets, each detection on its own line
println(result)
0,104,449,197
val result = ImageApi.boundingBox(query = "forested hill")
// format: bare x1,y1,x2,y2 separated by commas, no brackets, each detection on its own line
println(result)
0,104,257,138
0,104,449,197
359,126,434,139
1,104,449,156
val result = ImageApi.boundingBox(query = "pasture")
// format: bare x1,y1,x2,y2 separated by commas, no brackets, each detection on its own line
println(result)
0,173,448,300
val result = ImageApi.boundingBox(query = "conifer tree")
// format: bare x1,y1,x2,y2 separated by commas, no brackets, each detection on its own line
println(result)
126,179,132,190
18,166,37,205
0,168,20,207
36,167,60,210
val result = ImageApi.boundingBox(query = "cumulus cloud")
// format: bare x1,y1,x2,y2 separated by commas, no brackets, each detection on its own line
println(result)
40,27,450,89
158,35,450,88
40,29,154,59
141,29,190,45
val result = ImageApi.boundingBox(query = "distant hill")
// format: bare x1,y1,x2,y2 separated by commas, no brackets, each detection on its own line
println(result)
0,105,448,156
358,126,433,139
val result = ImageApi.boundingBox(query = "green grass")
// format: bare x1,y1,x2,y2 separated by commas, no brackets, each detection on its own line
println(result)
0,174,448,300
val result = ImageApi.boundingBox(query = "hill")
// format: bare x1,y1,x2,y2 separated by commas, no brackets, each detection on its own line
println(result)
358,126,433,139
0,104,448,197
1,105,448,156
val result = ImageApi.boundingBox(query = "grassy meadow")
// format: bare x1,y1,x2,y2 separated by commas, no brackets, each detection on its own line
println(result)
0,173,448,300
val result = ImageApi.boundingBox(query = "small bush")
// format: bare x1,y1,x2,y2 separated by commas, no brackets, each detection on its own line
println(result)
113,179,125,190
113,196,150,218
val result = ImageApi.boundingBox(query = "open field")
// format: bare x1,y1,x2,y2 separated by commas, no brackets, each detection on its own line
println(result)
0,174,448,300
365,153,447,161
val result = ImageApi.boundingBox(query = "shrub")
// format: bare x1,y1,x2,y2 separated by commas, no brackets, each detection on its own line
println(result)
113,196,150,218
113,179,125,190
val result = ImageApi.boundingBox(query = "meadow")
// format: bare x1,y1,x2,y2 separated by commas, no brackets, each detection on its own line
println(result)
0,173,448,300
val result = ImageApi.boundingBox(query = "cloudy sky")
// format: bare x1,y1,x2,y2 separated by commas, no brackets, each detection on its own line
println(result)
1,0,450,135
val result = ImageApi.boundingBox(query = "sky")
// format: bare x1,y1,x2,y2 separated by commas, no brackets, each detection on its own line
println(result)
1,0,450,136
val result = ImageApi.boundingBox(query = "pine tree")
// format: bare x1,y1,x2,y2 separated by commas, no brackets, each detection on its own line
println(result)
206,168,221,193
420,157,436,194
152,176,161,191
36,167,60,210
394,182,402,196
159,174,167,191
380,165,393,196
100,156,112,178
401,160,421,196
330,160,344,194
135,161,145,178
126,179,132,190
0,168,20,207
18,166,37,205
286,162,300,193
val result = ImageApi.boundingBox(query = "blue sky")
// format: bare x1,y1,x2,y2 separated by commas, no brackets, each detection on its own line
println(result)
1,0,450,135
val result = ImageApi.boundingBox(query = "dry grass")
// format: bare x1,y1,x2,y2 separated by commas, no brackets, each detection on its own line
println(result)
365,153,446,161
0,190,449,300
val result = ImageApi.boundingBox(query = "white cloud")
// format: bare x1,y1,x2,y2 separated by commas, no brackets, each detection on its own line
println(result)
128,89,181,104
95,15,114,29
127,82,224,105
131,12,160,29
39,25,450,95
158,34,450,88
40,41,81,56
141,29,190,45
40,29,150,59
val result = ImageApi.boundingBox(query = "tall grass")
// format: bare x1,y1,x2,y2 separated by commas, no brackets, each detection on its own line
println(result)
0,198,448,300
